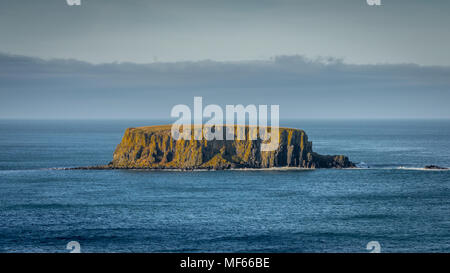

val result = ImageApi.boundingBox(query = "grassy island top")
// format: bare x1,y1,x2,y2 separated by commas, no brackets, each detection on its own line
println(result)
126,124,298,133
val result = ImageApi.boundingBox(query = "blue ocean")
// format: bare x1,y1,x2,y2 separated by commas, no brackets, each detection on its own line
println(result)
0,119,449,253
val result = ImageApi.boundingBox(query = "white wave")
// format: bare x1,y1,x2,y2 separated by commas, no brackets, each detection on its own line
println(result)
232,167,313,171
337,164,450,171
355,162,370,169
396,166,449,171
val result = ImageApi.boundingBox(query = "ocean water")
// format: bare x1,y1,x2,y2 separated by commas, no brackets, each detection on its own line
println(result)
0,119,449,253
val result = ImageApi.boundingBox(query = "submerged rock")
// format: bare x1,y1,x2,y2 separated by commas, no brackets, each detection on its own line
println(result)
90,125,355,170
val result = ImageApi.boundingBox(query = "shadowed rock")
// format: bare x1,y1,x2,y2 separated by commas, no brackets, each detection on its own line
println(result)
424,165,448,170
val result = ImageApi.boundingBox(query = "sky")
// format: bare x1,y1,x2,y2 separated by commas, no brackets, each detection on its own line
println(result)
1,0,450,65
0,0,449,119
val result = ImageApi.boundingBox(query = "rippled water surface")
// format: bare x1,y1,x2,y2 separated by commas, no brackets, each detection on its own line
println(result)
0,120,449,252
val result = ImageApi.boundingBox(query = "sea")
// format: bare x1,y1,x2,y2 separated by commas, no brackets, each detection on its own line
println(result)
0,119,449,253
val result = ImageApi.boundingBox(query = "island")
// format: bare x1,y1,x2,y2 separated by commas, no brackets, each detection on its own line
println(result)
79,125,355,170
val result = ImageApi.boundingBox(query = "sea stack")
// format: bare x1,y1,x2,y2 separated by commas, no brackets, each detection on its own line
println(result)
100,125,355,170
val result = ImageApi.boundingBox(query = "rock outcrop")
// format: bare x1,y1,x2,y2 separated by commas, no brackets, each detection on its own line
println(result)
95,125,354,170
424,165,448,170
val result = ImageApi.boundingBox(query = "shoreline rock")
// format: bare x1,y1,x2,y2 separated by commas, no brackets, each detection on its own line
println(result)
424,165,448,170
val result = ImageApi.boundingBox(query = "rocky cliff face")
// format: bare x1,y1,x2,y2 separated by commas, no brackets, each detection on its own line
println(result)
106,125,354,170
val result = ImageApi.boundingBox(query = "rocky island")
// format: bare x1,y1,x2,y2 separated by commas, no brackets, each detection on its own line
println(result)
79,125,355,170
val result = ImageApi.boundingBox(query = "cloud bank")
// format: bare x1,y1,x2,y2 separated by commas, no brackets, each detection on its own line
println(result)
1,53,450,119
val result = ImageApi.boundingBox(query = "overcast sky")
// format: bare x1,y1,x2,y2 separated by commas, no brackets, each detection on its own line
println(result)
1,0,450,65
0,0,449,119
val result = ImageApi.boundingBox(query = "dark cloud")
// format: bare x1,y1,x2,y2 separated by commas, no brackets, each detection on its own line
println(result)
1,53,449,119
1,52,449,88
